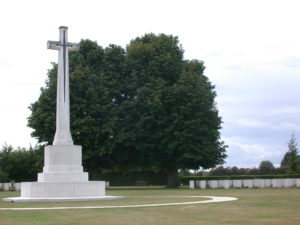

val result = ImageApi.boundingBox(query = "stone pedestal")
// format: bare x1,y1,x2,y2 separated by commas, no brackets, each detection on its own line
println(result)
21,181,105,198
38,145,88,182
3,145,122,202
21,145,100,199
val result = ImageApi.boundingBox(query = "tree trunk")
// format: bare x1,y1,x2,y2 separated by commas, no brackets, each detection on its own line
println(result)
167,168,179,188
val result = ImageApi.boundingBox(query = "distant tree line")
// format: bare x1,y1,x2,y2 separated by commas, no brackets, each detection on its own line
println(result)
203,162,287,177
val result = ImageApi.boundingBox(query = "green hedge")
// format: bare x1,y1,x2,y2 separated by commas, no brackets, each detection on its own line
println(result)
181,174,300,184
97,170,167,186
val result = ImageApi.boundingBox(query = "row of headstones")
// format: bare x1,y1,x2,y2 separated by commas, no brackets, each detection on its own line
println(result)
0,183,21,191
189,179,300,189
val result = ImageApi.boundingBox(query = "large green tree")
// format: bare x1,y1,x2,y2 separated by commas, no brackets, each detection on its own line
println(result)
28,34,227,186
114,35,227,187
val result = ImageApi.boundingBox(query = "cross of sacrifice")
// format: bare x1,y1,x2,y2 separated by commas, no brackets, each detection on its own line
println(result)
47,26,79,146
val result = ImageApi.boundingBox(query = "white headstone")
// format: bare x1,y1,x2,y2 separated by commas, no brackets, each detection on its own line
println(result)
233,180,242,188
254,179,265,188
273,179,284,188
218,180,225,188
189,180,195,189
208,180,218,189
199,180,207,189
14,183,21,191
222,180,231,189
265,179,271,188
242,179,254,188
3,183,12,191
296,178,300,188
284,179,293,188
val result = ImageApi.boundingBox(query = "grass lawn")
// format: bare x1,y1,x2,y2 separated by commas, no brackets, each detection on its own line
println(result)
0,188,299,225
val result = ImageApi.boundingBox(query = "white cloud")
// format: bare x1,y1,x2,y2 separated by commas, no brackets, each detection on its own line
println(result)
268,107,300,117
236,119,269,128
223,137,285,168
276,122,300,132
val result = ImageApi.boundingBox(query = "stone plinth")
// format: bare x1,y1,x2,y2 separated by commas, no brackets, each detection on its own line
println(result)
37,145,88,182
21,181,105,198
3,145,123,202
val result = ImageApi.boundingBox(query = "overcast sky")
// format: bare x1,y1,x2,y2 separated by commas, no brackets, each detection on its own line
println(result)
0,0,299,168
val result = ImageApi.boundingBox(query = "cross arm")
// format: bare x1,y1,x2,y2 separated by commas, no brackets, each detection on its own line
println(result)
68,42,80,51
47,41,80,51
47,41,60,50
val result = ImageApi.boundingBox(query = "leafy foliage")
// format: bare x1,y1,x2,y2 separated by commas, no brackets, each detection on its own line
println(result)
207,164,287,176
258,161,275,175
0,144,43,182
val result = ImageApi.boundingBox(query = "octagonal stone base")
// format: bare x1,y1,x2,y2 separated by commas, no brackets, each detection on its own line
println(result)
2,145,123,202
21,181,105,198
3,181,123,202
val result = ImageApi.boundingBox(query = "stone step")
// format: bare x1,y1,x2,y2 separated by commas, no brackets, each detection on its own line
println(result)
38,172,88,182
20,181,105,198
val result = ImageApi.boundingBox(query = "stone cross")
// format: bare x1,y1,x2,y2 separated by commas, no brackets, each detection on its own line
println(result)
48,26,79,145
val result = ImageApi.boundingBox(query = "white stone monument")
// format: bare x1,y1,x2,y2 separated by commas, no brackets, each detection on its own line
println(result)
3,26,122,202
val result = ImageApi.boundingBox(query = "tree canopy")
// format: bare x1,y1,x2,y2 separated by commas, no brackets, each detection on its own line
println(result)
258,161,275,175
28,34,227,187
